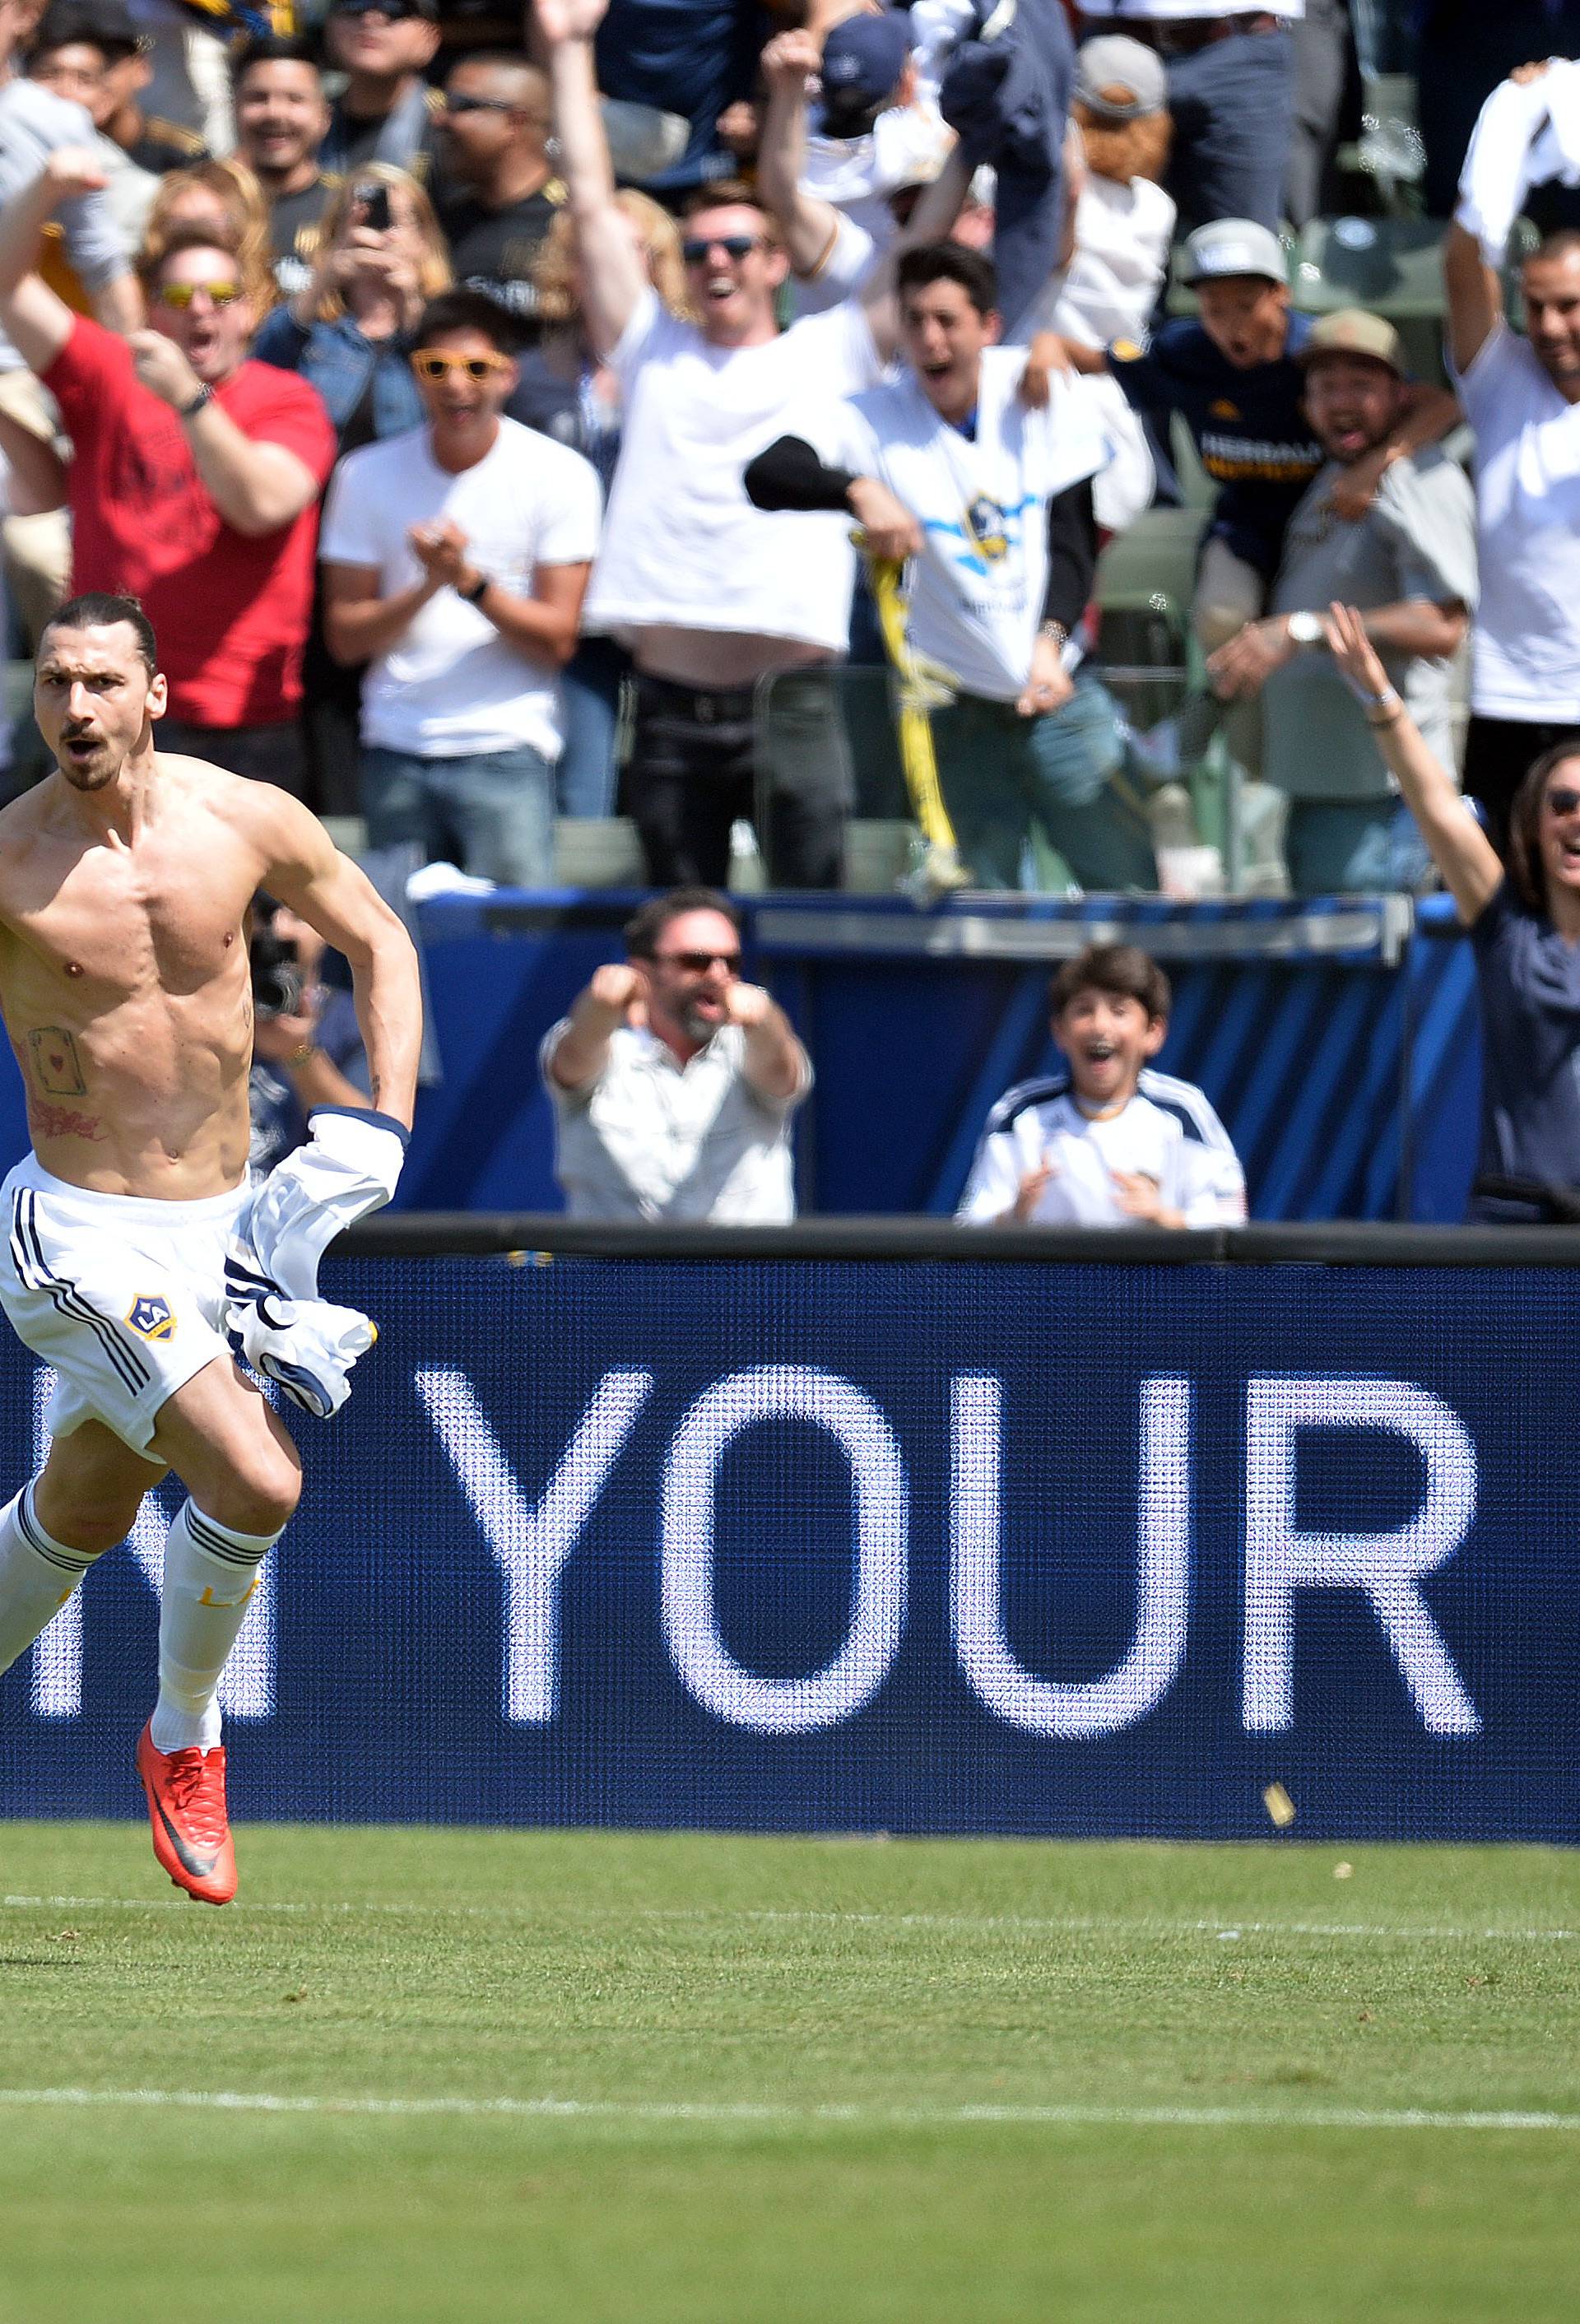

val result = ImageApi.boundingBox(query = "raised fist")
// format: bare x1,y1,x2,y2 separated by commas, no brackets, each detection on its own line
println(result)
588,961,644,1016
533,0,610,47
724,981,774,1030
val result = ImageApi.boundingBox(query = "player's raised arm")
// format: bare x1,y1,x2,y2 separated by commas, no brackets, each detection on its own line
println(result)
254,793,423,1128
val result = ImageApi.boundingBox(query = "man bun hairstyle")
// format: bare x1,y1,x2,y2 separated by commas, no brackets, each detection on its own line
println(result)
624,887,741,960
413,286,523,356
1048,942,1171,1024
41,591,159,675
896,239,999,317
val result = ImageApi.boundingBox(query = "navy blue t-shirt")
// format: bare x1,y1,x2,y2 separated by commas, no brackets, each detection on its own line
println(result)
1468,880,1580,1215
1107,310,1323,580
595,0,767,192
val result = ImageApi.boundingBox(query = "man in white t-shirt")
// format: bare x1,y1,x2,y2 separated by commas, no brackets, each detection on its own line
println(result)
746,240,1155,890
320,288,602,884
537,0,964,890
956,941,1246,1227
1446,60,1580,853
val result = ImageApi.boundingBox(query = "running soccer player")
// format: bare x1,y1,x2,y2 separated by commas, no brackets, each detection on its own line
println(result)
955,943,1246,1229
0,592,421,1903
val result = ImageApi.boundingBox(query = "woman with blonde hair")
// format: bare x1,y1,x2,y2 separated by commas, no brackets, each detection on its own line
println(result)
252,165,452,816
140,159,276,315
252,165,452,445
509,189,692,817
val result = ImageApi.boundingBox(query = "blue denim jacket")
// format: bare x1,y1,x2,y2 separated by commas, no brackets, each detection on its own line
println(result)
251,309,426,444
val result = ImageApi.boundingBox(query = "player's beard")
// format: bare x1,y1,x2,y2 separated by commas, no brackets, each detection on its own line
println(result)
58,738,121,791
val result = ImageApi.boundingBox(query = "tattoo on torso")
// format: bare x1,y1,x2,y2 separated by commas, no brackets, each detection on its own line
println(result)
27,1028,87,1099
31,1101,104,1142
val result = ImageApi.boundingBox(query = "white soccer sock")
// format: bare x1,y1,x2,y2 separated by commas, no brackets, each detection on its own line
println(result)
151,1501,282,1755
0,1484,103,1680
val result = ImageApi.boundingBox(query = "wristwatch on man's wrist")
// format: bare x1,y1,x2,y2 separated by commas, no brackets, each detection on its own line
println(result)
179,383,213,420
1285,611,1327,650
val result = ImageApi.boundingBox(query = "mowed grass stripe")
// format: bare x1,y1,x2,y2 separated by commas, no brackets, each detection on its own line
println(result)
2,2085,1579,2133
2,1891,1578,1941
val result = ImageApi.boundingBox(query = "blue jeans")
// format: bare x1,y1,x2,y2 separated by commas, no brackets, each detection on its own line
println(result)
932,673,1155,892
360,741,555,885
556,634,628,820
1165,28,1296,233
1285,798,1433,895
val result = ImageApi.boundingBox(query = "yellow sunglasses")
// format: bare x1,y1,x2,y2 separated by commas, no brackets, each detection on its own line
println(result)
411,350,514,382
156,279,242,309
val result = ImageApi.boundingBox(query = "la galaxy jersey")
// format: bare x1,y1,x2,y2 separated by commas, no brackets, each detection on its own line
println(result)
809,346,1109,700
957,1067,1248,1228
1107,312,1323,578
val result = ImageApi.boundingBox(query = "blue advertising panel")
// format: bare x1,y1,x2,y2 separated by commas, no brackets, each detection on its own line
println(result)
0,1253,1569,1843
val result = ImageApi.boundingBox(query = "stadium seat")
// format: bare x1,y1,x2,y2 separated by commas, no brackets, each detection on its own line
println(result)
552,816,646,888
843,819,918,893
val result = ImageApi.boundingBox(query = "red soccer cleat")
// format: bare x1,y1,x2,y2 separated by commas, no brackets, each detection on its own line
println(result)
135,1722,238,1906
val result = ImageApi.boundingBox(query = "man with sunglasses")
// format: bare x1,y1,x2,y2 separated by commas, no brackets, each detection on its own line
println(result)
320,0,443,185
0,146,336,796
537,0,964,890
541,887,811,1222
320,288,601,883
435,53,561,329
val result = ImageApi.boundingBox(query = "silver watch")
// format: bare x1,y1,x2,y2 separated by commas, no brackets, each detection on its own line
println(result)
1285,610,1327,649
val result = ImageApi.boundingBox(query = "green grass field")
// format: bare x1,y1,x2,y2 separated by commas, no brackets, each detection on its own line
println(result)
1,1822,1578,2322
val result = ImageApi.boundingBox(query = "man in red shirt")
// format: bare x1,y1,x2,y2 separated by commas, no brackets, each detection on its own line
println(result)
0,146,335,795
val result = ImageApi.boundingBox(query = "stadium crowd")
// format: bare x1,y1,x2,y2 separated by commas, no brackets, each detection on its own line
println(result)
4,2,1580,1217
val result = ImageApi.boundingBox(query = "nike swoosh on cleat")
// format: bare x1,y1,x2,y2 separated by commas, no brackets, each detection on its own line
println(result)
153,1800,219,1881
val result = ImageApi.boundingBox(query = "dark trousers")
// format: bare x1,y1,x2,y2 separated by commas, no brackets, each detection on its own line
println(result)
1462,713,1580,857
625,667,851,889
1164,26,1296,233
156,717,309,798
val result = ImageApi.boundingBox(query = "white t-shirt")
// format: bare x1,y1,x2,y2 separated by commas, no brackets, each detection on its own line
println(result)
792,210,880,320
1076,2,1301,19
583,286,885,652
801,100,955,252
807,346,1109,700
1455,323,1580,722
1043,174,1177,352
319,416,602,760
956,1069,1247,1229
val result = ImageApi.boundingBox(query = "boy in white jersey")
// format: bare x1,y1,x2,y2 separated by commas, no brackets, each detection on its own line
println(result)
956,942,1246,1228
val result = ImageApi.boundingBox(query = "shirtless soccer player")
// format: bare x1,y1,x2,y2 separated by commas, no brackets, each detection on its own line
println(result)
0,593,422,1903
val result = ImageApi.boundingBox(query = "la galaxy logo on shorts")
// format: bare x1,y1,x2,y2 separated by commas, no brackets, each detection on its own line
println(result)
126,1294,175,1342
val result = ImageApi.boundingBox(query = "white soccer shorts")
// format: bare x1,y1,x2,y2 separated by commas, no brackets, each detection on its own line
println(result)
0,1155,252,1455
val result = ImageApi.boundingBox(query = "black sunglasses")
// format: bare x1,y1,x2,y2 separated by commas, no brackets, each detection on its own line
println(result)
653,949,741,973
1546,787,1580,817
334,0,430,19
441,92,518,116
681,235,761,266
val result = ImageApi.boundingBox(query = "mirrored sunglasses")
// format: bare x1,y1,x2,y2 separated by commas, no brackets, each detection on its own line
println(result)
411,350,513,381
155,279,241,309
